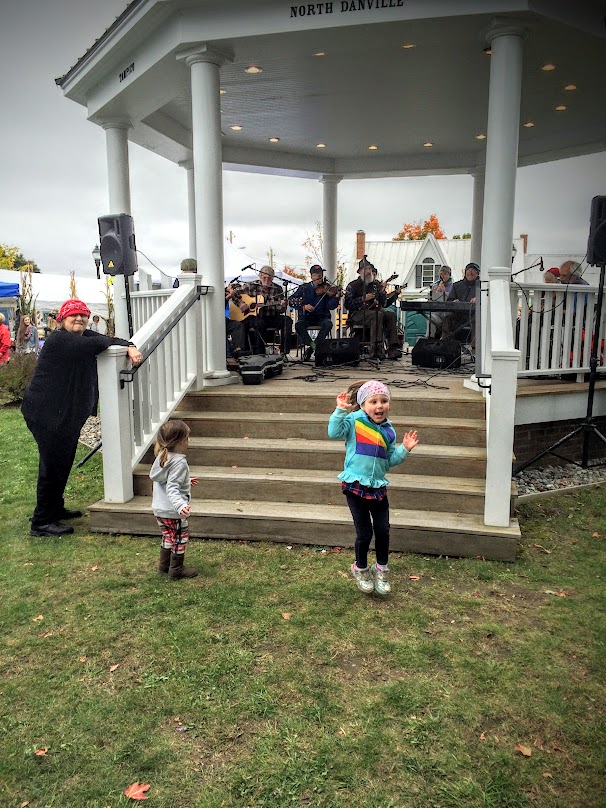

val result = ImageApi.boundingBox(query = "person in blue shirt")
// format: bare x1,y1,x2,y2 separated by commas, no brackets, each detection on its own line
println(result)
289,265,341,361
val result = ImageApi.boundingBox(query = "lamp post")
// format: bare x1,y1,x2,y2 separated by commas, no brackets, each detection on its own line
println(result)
92,244,101,279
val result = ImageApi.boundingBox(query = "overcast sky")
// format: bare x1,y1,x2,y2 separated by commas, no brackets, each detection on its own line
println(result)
1,0,605,279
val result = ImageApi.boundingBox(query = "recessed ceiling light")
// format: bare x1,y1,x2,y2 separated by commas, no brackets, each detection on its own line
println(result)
483,47,492,55
423,142,433,148
313,51,326,56
564,83,577,91
245,65,262,74
523,121,535,128
316,143,326,148
402,43,415,49
475,133,486,140
541,63,556,71
230,125,243,131
268,137,280,143
219,88,226,94
368,145,378,150
555,105,567,111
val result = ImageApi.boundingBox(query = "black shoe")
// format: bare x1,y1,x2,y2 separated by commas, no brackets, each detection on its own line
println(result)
58,507,83,520
303,347,314,361
30,521,74,537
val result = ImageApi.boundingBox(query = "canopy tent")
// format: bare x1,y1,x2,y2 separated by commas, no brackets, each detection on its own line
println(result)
0,279,19,298
0,269,111,319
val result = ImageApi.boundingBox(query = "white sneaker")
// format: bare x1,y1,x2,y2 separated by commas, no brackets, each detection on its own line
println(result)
370,563,391,596
351,564,374,594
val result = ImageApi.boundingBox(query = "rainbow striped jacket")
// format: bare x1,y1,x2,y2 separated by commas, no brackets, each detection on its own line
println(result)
328,407,409,489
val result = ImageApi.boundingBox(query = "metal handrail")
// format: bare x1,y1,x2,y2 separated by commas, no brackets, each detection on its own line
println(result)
119,284,209,388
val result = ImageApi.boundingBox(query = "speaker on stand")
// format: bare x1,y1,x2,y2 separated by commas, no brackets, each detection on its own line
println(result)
98,214,138,337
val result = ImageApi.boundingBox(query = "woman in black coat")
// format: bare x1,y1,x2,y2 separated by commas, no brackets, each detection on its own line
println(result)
22,299,143,536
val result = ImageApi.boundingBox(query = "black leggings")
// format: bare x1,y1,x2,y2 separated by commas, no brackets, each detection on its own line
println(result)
25,419,80,526
345,491,390,568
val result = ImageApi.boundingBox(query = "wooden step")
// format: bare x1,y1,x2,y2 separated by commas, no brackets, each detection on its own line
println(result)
89,497,519,562
142,438,487,479
134,465,499,514
181,388,486,419
172,411,486,447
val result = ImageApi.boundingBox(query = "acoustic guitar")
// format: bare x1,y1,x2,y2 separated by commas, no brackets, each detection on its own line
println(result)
229,293,265,322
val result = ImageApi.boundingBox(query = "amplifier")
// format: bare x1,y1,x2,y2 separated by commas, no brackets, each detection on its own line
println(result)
315,337,360,367
411,337,461,370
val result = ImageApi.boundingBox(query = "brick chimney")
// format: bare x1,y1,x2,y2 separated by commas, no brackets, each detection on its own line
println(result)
520,233,528,254
356,230,366,260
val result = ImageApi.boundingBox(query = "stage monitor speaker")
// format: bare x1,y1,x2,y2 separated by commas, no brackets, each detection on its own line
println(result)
411,337,461,369
315,336,360,367
98,214,138,276
587,195,606,266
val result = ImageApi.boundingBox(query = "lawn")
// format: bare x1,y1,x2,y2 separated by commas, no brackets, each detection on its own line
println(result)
1,407,605,808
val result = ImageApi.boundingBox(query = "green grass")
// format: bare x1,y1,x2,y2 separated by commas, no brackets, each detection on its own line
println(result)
1,406,605,808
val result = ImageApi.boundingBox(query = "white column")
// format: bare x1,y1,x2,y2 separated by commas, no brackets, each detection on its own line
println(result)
320,175,342,278
469,167,485,266
180,158,196,259
179,45,233,381
102,120,133,338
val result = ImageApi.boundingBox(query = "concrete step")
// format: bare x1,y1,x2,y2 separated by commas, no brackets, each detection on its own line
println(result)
89,497,519,562
181,389,486,419
134,465,500,514
172,411,486,447
142,438,487,479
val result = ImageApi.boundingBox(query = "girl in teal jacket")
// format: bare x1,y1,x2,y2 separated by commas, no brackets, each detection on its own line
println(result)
328,380,419,596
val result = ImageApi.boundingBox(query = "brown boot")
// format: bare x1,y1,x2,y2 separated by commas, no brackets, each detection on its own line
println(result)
158,547,171,574
168,552,198,579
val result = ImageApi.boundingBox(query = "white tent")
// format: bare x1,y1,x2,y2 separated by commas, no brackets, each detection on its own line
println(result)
0,269,111,319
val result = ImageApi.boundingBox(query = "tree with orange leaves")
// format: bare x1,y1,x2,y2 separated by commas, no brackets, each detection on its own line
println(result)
393,214,446,241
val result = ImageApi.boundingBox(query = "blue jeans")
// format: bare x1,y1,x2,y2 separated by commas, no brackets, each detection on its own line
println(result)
344,491,390,568
295,316,332,347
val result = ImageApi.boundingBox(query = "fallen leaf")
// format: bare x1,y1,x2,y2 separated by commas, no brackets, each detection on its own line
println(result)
281,612,292,620
20,801,30,807
592,532,601,538
515,744,532,757
34,748,48,757
329,547,342,553
542,772,553,779
91,565,99,571
109,664,120,673
479,732,487,741
38,631,54,638
124,781,151,801
408,575,421,581
533,544,552,554
31,615,44,622
79,656,87,663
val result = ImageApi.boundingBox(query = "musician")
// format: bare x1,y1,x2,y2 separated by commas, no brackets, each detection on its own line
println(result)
233,266,293,354
429,266,453,337
440,262,479,346
289,264,340,361
344,258,400,360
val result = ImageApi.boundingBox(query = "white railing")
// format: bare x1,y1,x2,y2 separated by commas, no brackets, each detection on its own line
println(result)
512,283,605,378
97,275,210,502
130,289,174,333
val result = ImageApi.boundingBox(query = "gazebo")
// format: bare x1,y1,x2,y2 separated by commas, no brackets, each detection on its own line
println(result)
56,0,606,535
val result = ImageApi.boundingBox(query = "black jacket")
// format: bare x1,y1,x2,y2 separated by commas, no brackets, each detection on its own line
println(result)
22,329,131,433
447,279,478,303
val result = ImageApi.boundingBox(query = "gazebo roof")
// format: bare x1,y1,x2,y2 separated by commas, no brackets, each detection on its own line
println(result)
57,0,606,179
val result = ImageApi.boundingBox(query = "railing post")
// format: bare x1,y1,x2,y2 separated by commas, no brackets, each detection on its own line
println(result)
485,351,519,526
97,346,134,503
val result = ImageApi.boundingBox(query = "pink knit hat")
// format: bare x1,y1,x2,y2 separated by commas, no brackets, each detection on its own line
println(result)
356,380,390,406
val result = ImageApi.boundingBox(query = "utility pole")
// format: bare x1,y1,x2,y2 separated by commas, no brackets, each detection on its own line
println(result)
268,247,274,268
228,230,235,244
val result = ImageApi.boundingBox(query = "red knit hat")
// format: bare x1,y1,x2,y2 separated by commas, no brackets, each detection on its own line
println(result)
56,299,91,323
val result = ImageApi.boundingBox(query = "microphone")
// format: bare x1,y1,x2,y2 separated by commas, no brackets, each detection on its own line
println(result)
240,264,254,271
539,257,544,272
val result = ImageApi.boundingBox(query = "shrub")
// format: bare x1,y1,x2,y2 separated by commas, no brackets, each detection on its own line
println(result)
0,353,37,404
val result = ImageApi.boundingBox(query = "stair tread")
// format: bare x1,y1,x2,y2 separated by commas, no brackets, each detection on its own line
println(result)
186,388,484,403
90,496,520,537
184,436,486,458
134,464,504,494
173,411,485,429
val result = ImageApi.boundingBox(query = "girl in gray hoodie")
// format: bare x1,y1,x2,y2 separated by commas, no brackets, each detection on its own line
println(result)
150,420,198,579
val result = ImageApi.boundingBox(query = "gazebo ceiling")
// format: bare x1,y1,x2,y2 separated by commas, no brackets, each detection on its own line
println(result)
59,0,606,179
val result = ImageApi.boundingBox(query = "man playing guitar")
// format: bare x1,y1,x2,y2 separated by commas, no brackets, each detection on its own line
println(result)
230,266,293,355
344,257,401,359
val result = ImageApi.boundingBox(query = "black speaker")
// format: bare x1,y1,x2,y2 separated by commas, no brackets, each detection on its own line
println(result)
315,337,360,367
587,196,606,266
411,337,461,369
98,214,138,276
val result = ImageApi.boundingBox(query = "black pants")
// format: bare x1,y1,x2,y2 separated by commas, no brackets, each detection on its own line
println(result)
345,491,390,568
25,418,80,526
250,313,293,354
